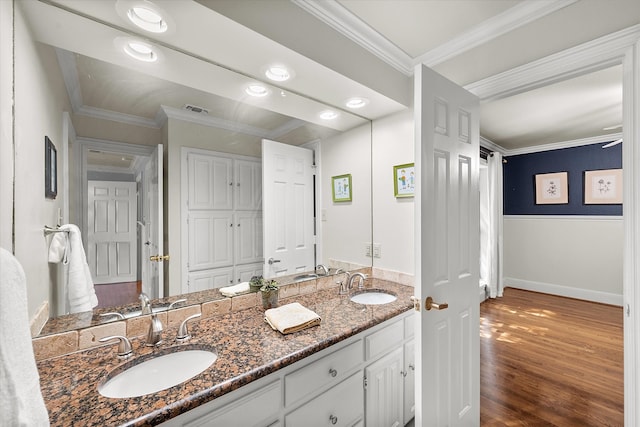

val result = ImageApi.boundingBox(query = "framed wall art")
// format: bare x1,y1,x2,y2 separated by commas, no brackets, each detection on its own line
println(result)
393,163,415,198
332,174,352,202
584,168,622,204
534,171,568,204
44,136,57,199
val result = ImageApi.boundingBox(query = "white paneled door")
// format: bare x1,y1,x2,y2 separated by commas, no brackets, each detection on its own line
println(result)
87,180,137,284
415,64,480,426
262,139,315,278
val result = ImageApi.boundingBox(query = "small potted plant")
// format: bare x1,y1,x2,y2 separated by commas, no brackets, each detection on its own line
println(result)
249,275,264,293
260,279,279,309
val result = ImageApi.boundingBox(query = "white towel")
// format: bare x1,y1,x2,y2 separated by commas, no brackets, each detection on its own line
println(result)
0,248,50,426
264,302,321,334
219,282,250,297
47,230,69,264
59,224,98,313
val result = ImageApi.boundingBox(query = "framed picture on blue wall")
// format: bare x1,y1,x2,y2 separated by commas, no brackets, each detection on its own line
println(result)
584,169,623,204
535,171,568,204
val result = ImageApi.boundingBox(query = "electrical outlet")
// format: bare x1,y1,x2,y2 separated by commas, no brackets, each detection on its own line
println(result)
373,243,381,258
365,243,372,257
321,209,327,221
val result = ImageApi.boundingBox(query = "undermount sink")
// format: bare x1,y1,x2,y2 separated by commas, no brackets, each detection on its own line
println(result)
99,348,217,399
350,290,397,305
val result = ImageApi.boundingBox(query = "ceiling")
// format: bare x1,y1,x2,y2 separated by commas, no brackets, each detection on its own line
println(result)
21,0,639,154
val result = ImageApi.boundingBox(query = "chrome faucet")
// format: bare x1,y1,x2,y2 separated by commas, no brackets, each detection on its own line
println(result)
139,292,152,315
176,313,201,342
347,272,367,290
99,335,133,359
316,264,329,275
145,313,163,346
337,271,351,295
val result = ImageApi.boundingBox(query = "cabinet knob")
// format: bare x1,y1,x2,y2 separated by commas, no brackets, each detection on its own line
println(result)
328,368,337,378
409,363,415,371
329,415,338,425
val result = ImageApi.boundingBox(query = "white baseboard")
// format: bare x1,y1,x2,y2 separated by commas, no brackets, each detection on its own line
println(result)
504,277,623,306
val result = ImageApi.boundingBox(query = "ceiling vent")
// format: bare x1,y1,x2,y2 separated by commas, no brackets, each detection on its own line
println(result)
184,104,209,115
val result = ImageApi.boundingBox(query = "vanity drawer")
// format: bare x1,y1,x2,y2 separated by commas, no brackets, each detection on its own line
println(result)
365,318,403,361
183,380,281,427
285,371,364,427
285,340,362,406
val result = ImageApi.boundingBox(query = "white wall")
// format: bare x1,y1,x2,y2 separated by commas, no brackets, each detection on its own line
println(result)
12,4,72,320
504,216,623,304
371,109,415,275
321,122,372,269
0,0,13,250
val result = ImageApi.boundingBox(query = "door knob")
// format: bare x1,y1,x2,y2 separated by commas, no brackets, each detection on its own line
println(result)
268,257,281,265
149,254,170,262
425,296,448,311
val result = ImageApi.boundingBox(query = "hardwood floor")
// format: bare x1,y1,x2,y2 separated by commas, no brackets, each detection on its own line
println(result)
480,288,623,426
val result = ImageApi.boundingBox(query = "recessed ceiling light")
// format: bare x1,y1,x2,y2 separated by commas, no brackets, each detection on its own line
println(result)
123,40,158,62
265,65,293,82
127,6,168,33
245,84,270,97
345,97,369,109
320,110,339,120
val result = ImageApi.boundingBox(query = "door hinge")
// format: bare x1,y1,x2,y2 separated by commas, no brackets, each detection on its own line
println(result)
627,304,631,317
363,375,368,389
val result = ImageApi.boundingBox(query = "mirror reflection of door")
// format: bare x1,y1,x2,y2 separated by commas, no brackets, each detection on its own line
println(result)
262,139,315,278
81,142,164,307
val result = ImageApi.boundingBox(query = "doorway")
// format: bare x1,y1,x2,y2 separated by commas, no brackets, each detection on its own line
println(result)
76,139,160,305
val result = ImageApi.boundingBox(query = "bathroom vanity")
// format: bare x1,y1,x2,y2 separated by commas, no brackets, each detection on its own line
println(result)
35,279,415,426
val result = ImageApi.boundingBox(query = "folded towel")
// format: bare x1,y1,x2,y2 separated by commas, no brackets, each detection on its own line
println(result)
0,248,50,425
264,302,321,335
48,231,69,264
219,282,250,297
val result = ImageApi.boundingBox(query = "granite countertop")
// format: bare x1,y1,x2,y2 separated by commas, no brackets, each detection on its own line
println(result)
36,280,414,426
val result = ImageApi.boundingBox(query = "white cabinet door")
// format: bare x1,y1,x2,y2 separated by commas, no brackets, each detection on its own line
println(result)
235,211,263,265
365,347,403,427
235,159,262,210
188,153,232,210
188,267,234,292
403,341,415,425
188,212,234,270
236,263,263,284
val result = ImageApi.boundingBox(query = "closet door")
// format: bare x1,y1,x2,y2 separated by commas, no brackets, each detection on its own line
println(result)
188,211,234,271
235,211,263,265
235,159,262,211
188,153,232,211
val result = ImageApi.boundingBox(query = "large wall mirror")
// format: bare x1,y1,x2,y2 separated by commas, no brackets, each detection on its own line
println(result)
22,1,374,335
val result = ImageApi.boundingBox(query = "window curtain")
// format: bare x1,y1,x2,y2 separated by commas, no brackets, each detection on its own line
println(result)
480,152,504,298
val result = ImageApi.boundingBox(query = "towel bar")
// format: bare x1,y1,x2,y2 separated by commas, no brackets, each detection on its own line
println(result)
43,225,69,236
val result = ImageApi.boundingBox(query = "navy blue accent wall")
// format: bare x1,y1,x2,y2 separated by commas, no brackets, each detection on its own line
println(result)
503,142,622,215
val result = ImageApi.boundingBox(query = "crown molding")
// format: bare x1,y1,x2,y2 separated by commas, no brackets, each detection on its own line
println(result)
479,136,505,154
292,0,413,75
502,132,622,156
416,0,577,68
76,105,159,128
465,24,640,102
293,0,576,76
159,105,305,139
